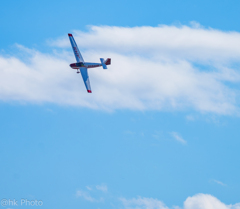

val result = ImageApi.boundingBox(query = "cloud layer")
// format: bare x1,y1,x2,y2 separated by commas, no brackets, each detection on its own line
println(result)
1,24,240,113
120,194,240,209
76,188,240,209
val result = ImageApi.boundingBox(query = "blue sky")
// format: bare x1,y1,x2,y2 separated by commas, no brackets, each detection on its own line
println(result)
1,0,240,209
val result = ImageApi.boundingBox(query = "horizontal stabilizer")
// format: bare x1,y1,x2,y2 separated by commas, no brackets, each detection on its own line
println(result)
100,58,107,69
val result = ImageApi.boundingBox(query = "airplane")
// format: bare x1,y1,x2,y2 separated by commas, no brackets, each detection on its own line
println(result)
68,33,111,93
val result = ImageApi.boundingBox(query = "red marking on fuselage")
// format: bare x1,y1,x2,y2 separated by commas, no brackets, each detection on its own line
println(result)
87,90,92,93
87,64,100,68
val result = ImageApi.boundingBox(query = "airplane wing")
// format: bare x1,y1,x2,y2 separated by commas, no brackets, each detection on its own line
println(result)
68,33,84,63
80,67,92,93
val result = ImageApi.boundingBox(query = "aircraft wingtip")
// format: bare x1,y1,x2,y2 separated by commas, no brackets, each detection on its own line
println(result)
68,33,72,36
87,90,92,93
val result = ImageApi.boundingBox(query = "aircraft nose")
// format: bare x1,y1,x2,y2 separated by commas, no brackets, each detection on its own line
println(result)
70,63,77,68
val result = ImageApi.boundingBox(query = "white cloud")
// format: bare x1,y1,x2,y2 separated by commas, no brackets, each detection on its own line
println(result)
76,184,107,203
120,197,169,209
171,132,187,144
53,24,240,63
186,115,195,121
173,206,182,209
96,184,108,192
86,186,92,190
184,194,240,209
1,24,240,114
76,190,96,202
120,194,240,209
211,179,227,186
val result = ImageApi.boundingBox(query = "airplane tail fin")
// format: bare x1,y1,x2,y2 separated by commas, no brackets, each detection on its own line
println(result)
105,58,111,65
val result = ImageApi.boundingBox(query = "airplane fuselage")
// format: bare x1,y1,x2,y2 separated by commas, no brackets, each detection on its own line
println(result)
70,62,102,69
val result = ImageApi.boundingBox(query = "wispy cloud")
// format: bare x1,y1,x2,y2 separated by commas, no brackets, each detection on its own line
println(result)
96,184,108,192
1,24,240,114
76,184,108,203
76,190,96,202
186,115,195,121
86,186,92,190
171,132,187,144
211,179,227,186
120,197,169,209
